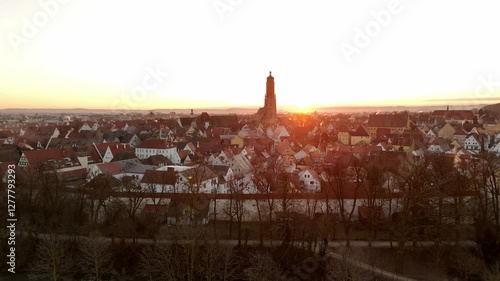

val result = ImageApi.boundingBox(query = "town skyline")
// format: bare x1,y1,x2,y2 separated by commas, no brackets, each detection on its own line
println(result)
2,1,500,111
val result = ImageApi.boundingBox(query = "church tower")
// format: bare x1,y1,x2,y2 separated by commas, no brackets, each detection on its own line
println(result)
264,71,277,118
256,71,278,125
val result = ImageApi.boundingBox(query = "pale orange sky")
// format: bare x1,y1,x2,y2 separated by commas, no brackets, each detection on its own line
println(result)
1,0,500,111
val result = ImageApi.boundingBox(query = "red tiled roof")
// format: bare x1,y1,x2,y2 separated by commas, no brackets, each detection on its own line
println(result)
368,112,409,128
141,169,177,185
454,127,468,136
108,143,133,155
324,151,352,165
22,147,80,167
97,162,124,175
351,125,370,137
431,110,475,120
94,142,120,156
177,150,191,161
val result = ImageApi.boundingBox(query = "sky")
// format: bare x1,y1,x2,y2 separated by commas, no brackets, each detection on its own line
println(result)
1,0,500,112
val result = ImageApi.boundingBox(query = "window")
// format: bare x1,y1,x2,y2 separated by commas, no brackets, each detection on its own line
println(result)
310,181,314,185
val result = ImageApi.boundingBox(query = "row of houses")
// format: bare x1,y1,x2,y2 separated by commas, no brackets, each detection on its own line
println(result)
1,109,498,226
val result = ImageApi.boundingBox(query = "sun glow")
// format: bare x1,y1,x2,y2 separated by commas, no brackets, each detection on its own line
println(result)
283,103,316,113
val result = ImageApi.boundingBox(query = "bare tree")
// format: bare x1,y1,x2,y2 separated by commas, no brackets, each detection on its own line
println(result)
363,161,387,247
468,153,500,265
394,157,436,272
244,252,282,281
78,232,112,281
30,234,72,281
113,176,146,243
86,173,119,230
138,242,181,281
226,176,249,246
322,158,361,247
252,169,276,246
142,171,175,238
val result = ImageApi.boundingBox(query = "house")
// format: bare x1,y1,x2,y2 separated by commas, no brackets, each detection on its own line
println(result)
484,121,500,135
135,139,177,160
46,137,94,149
324,151,352,166
37,126,60,138
271,126,290,141
209,114,239,130
240,145,256,160
140,168,177,193
230,135,245,148
208,165,237,193
350,125,371,145
376,142,394,152
174,150,192,165
228,154,253,176
276,140,295,156
438,123,456,140
426,128,437,138
177,142,196,154
176,165,218,193
453,127,468,146
489,141,500,155
208,152,226,166
121,133,142,148
336,124,351,145
17,135,52,150
141,155,171,167
464,134,488,154
276,154,297,173
450,139,462,149
17,147,89,172
367,112,410,138
390,136,414,152
0,131,15,144
298,168,321,192
427,138,451,154
102,143,133,163
337,131,350,145
294,149,309,161
431,109,475,125
87,158,154,182
78,122,93,132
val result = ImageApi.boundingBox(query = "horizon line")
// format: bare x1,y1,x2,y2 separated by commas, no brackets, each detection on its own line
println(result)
0,103,491,112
